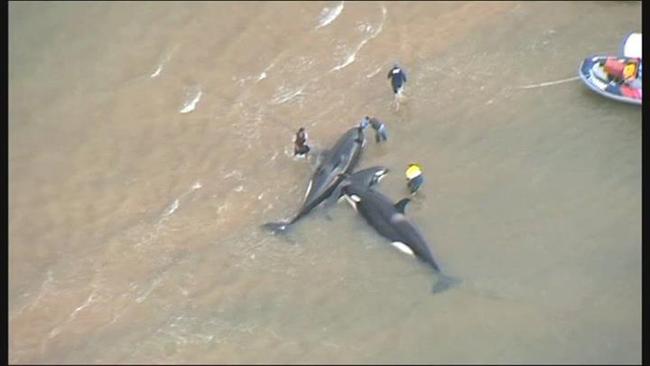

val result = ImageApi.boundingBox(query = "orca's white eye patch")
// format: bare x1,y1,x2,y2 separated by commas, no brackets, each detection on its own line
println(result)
349,194,361,202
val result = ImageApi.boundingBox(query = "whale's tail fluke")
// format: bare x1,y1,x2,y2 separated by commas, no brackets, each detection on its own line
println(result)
431,273,462,294
261,221,292,234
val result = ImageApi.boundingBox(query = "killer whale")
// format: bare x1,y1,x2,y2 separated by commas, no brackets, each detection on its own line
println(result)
262,125,367,233
341,182,460,293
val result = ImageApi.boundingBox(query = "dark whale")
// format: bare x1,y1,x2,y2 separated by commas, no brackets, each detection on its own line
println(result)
262,125,367,233
323,165,390,208
341,182,460,293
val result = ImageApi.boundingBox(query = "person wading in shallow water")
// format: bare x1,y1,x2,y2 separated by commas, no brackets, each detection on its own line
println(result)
367,116,388,143
359,116,388,143
294,127,311,157
387,63,407,96
387,63,407,110
405,162,424,195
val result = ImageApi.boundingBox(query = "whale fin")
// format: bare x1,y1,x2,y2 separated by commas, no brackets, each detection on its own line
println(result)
394,198,411,214
323,178,348,209
431,273,462,294
261,221,291,234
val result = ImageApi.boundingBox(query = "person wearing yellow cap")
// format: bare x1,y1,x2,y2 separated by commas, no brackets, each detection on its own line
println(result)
405,163,423,194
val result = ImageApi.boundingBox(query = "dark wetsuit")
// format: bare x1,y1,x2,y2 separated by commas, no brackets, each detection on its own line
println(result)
387,66,407,94
294,130,310,156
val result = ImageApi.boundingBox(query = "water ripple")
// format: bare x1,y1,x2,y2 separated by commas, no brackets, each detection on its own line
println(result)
316,1,344,30
330,5,387,72
179,88,202,114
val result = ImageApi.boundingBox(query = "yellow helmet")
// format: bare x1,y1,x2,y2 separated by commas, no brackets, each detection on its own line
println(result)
405,163,422,179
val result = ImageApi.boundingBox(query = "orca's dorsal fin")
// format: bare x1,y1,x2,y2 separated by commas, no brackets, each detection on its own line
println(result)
394,198,411,214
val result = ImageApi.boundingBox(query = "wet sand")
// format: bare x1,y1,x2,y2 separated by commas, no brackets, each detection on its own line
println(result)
9,1,641,363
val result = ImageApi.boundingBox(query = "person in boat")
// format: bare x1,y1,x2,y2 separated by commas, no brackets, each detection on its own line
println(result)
625,59,642,89
387,64,407,96
405,163,424,195
294,127,311,157
603,57,640,84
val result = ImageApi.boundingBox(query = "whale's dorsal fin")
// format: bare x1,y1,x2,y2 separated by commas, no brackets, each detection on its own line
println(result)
394,198,411,214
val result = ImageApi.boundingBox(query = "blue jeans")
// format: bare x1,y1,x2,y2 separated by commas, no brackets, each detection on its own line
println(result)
375,126,388,142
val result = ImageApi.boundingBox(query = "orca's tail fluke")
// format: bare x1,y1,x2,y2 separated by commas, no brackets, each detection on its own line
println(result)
431,273,462,294
261,221,292,234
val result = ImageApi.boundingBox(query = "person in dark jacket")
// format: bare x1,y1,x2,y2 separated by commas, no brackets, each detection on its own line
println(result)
387,64,407,96
294,127,311,157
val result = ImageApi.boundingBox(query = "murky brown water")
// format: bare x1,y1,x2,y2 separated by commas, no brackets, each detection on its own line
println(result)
9,1,642,364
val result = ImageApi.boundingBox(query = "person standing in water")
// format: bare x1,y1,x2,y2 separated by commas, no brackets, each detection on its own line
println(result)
387,64,407,97
362,116,388,143
294,127,311,157
405,163,424,195
388,64,407,110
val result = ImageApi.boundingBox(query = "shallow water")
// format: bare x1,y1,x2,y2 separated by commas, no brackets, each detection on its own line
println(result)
9,1,641,364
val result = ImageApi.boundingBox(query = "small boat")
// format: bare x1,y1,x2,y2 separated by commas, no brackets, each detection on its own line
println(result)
578,55,642,105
